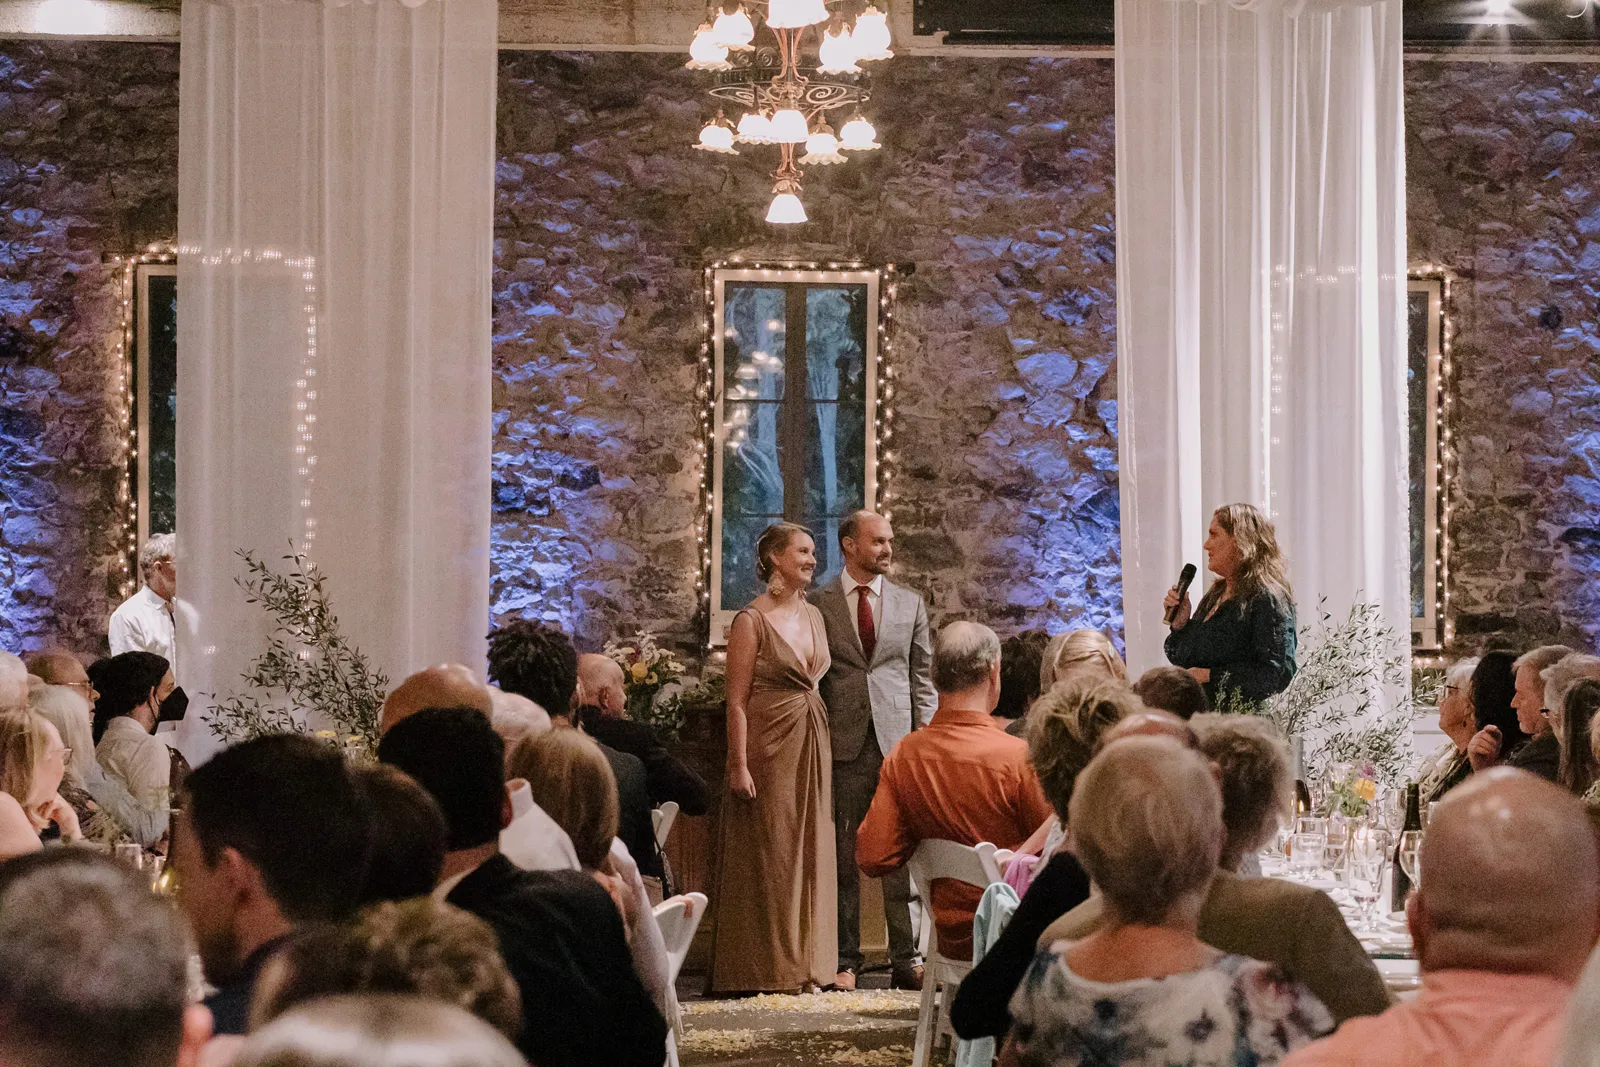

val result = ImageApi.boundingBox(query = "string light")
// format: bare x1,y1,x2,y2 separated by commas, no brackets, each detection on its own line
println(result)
1411,264,1456,662
695,260,900,649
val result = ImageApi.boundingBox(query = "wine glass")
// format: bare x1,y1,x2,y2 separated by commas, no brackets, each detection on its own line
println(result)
1295,815,1328,839
1322,828,1349,883
114,843,144,871
1398,829,1423,889
1347,854,1387,935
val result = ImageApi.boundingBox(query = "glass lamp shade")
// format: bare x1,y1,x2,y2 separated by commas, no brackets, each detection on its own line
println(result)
768,107,810,144
800,130,846,165
686,24,731,70
839,115,880,150
711,5,756,48
736,111,773,144
817,26,861,74
766,191,808,224
852,5,893,60
767,0,828,28
694,121,739,154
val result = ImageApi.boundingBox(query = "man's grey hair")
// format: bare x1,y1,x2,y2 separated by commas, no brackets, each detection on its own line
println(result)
1544,654,1600,721
138,533,175,579
932,621,1001,694
1514,644,1575,681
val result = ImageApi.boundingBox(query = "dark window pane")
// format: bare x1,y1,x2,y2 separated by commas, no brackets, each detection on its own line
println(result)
146,272,178,536
802,513,847,594
722,401,786,517
1407,289,1428,620
721,514,782,608
803,399,867,519
805,286,867,401
724,286,787,400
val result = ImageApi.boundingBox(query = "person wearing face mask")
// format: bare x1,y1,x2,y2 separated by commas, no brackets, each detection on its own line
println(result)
92,651,175,835
1163,503,1298,706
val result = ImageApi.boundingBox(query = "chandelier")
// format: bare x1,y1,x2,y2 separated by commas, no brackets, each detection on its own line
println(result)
686,1,893,224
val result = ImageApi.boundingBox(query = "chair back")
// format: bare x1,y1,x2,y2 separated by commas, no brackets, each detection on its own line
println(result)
653,891,708,986
653,801,680,851
907,839,1005,959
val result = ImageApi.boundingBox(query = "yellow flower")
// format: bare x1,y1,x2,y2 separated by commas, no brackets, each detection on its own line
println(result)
647,673,658,686
314,729,337,740
1356,779,1377,801
631,661,650,682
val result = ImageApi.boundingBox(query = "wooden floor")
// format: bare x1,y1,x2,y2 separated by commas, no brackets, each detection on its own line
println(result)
678,980,926,1067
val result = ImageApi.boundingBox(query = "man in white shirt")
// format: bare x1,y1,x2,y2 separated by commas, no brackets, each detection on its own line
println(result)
108,533,177,664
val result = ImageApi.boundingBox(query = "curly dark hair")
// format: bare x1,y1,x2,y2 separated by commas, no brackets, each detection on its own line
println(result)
995,630,1050,720
485,621,578,717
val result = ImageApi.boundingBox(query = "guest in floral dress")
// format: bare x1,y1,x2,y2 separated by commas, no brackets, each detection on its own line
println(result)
1002,735,1332,1067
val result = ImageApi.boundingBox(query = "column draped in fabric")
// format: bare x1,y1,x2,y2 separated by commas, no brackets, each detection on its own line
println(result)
1115,0,1408,680
175,0,497,762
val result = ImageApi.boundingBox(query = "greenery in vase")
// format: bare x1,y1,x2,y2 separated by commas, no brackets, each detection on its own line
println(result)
602,630,687,737
1323,760,1380,818
1215,599,1428,788
207,546,388,759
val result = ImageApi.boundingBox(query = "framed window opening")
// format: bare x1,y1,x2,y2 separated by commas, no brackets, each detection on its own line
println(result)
134,261,178,550
707,267,882,644
1408,269,1453,654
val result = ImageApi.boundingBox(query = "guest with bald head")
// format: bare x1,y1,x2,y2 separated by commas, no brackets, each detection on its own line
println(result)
0,651,27,710
1282,768,1600,1067
24,650,98,706
379,664,493,734
575,653,709,821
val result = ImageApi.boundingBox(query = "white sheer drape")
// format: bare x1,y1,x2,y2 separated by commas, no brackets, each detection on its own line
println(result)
1116,0,1408,676
175,0,496,761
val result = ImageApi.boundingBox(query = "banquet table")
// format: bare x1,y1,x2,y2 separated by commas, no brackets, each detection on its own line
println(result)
1259,854,1421,996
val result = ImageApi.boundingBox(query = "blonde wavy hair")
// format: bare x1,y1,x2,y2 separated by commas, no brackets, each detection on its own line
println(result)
1037,629,1126,692
1202,503,1293,609
1026,676,1143,820
0,706,49,808
506,728,619,870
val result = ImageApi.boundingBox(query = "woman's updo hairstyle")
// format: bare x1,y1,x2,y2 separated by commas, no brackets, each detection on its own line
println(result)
754,521,813,583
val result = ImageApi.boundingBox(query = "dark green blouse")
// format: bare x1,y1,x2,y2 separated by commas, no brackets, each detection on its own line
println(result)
1164,588,1297,705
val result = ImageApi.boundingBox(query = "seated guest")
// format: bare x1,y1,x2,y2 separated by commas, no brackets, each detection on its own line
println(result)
171,734,374,1036
25,648,99,705
487,620,658,879
995,629,1050,722
1038,629,1126,691
952,677,1141,1040
509,727,675,1018
0,850,212,1067
1131,665,1211,720
487,685,551,749
352,764,447,905
1471,645,1573,778
234,995,524,1067
378,664,579,873
0,649,28,709
576,652,711,817
858,621,1054,962
1283,768,1598,1066
1558,678,1600,800
1004,736,1332,1066
1466,649,1526,772
378,706,667,1067
1419,657,1478,804
0,706,81,857
250,897,521,1043
92,651,175,820
1042,715,1387,1023
29,683,133,846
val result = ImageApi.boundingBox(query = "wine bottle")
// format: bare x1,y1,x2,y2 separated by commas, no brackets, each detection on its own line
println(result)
1295,778,1313,818
1390,782,1422,912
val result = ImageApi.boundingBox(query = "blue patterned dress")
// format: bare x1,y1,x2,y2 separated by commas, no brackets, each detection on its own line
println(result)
1007,947,1333,1067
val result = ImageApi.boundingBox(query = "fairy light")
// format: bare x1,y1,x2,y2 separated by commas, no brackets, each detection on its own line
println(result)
1411,263,1456,664
696,259,900,650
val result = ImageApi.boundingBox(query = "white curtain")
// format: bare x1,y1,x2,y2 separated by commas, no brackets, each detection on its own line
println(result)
175,0,496,762
1115,0,1408,676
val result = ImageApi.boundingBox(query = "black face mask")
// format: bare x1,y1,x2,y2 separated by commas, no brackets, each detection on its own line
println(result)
156,686,189,725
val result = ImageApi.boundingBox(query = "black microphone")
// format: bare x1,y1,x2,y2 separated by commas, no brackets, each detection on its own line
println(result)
1164,563,1198,625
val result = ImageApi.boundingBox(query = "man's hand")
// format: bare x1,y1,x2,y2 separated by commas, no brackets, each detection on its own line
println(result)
1467,725,1503,773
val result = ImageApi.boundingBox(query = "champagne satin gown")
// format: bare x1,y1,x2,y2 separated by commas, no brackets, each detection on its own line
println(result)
711,605,839,992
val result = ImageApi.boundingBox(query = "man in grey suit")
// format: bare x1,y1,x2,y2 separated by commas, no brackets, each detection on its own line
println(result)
814,510,939,990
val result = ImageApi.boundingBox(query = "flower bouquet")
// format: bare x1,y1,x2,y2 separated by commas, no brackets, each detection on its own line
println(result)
1324,761,1379,818
603,630,686,727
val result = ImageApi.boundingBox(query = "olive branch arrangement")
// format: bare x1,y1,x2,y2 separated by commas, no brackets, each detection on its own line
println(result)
207,545,388,758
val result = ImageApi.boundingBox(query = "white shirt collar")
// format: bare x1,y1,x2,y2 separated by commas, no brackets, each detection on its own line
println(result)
841,570,884,598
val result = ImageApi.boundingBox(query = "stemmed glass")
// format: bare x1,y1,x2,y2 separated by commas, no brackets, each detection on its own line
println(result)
1347,829,1389,934
1322,823,1349,884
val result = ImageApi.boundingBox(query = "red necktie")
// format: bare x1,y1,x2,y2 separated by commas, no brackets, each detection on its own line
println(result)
857,585,877,662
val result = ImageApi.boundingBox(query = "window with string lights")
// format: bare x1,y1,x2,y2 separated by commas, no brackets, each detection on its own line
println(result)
702,263,898,644
1408,267,1454,656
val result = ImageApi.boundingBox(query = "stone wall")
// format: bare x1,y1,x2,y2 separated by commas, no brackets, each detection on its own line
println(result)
1406,60,1600,650
0,42,178,655
492,52,1121,649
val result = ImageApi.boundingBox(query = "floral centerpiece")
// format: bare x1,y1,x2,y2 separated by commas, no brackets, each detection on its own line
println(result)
602,630,686,730
1324,760,1379,818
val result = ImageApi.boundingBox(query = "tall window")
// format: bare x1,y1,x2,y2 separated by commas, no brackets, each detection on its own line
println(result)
134,262,178,544
1408,273,1449,651
709,268,880,642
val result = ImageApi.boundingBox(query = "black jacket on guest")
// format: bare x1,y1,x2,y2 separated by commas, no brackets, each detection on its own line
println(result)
596,738,661,878
1164,587,1297,705
581,706,711,816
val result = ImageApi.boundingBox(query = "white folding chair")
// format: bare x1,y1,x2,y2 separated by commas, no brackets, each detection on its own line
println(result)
907,840,1005,1067
654,891,708,1067
652,801,680,852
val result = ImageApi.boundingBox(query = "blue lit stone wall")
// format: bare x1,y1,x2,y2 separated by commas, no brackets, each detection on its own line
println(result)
1406,60,1600,650
0,43,178,655
492,53,1121,649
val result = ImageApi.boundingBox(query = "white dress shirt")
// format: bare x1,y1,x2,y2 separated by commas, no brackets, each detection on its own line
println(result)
499,779,582,872
108,585,175,665
840,570,885,644
95,715,172,814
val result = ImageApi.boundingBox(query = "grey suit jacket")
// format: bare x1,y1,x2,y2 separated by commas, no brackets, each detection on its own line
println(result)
814,575,939,763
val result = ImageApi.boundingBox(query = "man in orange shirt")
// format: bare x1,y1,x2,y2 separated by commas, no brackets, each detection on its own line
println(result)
1281,768,1598,1067
857,621,1053,961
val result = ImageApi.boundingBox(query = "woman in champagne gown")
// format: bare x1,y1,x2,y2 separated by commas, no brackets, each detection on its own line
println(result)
711,521,838,993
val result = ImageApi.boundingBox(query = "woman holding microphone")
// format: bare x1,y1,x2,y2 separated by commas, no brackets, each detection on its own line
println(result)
1164,503,1297,706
